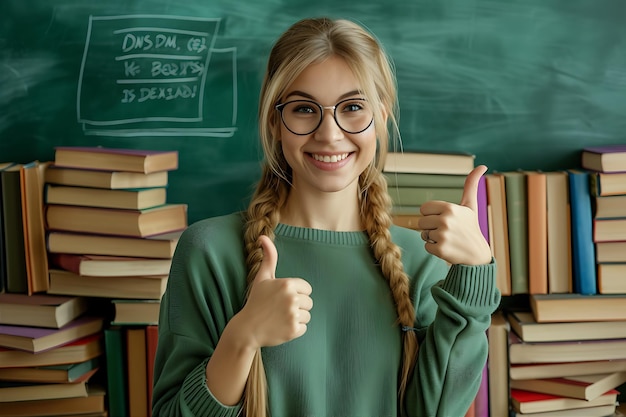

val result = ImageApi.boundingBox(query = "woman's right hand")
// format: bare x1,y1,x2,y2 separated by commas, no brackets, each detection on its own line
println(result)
236,235,313,349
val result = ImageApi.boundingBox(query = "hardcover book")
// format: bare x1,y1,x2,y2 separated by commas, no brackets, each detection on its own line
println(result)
507,310,626,342
384,150,475,175
45,184,167,210
510,388,618,414
582,144,626,173
510,372,626,401
45,165,169,189
53,146,178,173
0,334,103,368
0,293,87,328
45,203,187,238
50,254,172,277
567,170,597,294
530,293,626,322
0,316,103,353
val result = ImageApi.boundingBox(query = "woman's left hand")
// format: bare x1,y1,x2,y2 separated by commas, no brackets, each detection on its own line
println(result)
417,165,492,266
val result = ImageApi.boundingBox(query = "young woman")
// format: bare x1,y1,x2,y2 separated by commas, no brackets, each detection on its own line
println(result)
152,17,500,417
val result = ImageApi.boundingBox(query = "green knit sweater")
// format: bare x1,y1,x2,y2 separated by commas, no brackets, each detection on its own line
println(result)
152,212,500,417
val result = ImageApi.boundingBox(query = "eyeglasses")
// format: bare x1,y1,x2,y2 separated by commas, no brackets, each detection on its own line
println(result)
275,98,374,136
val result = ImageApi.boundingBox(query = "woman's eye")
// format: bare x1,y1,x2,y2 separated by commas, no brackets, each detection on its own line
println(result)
341,102,364,112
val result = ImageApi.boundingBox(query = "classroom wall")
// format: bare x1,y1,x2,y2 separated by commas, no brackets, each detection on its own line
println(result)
2,0,626,223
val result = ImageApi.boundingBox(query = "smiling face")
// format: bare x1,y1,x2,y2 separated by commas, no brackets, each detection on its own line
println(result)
277,55,378,198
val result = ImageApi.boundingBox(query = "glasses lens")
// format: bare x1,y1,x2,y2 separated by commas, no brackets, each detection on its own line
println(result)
334,98,373,134
280,100,322,135
278,99,373,135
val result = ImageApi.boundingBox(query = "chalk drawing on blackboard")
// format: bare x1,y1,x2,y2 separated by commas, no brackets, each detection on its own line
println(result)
77,15,237,137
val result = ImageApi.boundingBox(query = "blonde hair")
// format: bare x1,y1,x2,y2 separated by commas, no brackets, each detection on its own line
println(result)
243,17,417,416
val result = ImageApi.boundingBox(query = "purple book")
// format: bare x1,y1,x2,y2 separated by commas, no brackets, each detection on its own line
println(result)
477,175,490,243
0,316,103,353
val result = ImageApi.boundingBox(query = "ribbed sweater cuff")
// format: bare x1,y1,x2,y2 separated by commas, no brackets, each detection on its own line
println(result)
439,258,499,308
182,358,242,417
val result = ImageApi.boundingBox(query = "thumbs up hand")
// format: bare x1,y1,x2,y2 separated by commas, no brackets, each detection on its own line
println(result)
417,165,492,265
240,235,313,349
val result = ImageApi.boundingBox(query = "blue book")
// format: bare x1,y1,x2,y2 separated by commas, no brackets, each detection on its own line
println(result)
567,170,597,295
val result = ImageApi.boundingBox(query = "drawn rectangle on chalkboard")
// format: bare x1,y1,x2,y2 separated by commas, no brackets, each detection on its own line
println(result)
77,15,237,138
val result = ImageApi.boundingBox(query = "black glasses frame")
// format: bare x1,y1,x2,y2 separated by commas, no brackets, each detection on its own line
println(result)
275,98,373,136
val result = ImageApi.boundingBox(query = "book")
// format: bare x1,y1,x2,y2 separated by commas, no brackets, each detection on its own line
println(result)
526,171,548,294
593,217,626,242
0,316,103,353
510,372,626,401
20,161,50,294
530,293,626,322
1,164,28,293
384,172,467,188
477,175,489,243
485,173,511,295
46,203,187,238
510,404,617,417
508,331,626,364
594,194,626,219
0,384,106,417
112,299,161,325
0,293,87,328
47,230,182,259
503,171,528,294
384,150,475,175
0,162,17,293
567,170,597,294
0,357,100,383
0,334,103,368
0,368,97,402
510,359,626,380
126,327,148,417
45,165,169,189
544,171,572,294
487,312,510,417
48,269,168,299
45,184,167,210
104,327,128,417
582,144,626,173
510,388,618,414
597,263,626,294
53,146,179,174
507,310,626,342
595,241,626,263
590,171,626,196
51,253,172,277
146,324,158,417
388,186,464,206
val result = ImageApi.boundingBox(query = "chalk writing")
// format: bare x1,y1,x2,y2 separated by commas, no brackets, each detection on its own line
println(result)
77,15,237,137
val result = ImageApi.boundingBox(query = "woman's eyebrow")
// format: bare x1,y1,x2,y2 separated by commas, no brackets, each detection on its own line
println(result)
283,89,364,102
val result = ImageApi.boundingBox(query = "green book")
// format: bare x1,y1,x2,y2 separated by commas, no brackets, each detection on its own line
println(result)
388,186,464,207
104,326,128,416
503,171,529,294
0,162,16,293
1,164,27,293
384,172,467,188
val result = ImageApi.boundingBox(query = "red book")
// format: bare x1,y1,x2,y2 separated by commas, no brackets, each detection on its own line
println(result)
146,325,159,417
510,388,618,414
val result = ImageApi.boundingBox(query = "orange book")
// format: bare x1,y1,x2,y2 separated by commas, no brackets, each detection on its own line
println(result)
126,327,148,417
526,171,547,294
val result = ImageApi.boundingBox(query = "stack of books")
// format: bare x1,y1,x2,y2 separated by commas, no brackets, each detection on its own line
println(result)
583,144,626,294
44,146,185,416
383,150,476,229
45,146,186,301
0,293,106,416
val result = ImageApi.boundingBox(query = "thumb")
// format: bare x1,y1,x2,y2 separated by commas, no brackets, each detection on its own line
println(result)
255,235,278,282
460,165,487,212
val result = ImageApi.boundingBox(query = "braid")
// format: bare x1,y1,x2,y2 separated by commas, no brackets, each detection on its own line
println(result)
242,164,289,417
361,170,418,414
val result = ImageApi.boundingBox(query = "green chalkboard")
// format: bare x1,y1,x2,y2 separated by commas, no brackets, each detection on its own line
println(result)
2,0,626,223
